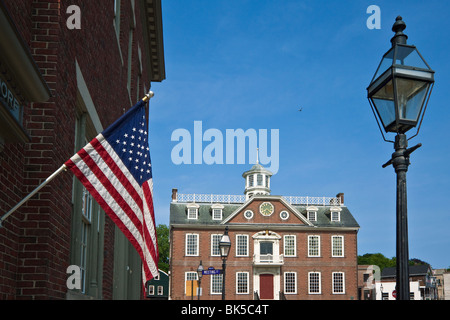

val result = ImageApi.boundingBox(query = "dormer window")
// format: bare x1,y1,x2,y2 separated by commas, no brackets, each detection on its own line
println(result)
307,211,317,222
186,203,200,220
211,204,224,221
306,206,318,222
330,207,342,222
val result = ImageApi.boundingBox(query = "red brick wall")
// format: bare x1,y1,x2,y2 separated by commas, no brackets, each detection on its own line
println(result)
170,227,359,300
0,0,154,299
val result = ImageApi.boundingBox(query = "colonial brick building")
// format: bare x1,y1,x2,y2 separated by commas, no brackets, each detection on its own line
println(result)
0,0,164,299
169,163,360,300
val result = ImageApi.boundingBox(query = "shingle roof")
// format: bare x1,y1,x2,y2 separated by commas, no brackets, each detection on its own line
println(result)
381,264,431,278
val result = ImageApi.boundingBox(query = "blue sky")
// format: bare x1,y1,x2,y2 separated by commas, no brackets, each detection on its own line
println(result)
148,0,450,269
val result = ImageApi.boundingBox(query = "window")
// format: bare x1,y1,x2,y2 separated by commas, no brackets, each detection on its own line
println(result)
211,234,221,256
308,272,321,294
332,272,345,294
212,208,222,220
284,272,297,294
185,233,199,256
80,186,93,293
331,211,340,222
332,236,344,257
236,272,249,294
187,208,198,220
211,273,223,294
284,235,296,257
257,174,263,186
265,176,270,188
308,235,320,257
236,234,248,256
307,211,317,222
248,175,254,187
185,272,198,295
148,285,155,295
280,210,289,220
157,286,164,295
244,210,253,220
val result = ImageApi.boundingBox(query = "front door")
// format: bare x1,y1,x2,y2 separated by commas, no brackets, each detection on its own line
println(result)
259,274,274,299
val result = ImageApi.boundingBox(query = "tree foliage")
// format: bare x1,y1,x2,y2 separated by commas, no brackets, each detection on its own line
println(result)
156,224,170,273
358,253,429,271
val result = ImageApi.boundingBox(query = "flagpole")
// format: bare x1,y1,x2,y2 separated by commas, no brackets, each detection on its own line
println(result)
0,91,154,229
142,90,154,102
0,164,68,228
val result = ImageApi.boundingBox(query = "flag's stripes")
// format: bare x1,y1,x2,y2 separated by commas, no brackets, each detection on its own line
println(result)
65,100,159,284
66,135,158,280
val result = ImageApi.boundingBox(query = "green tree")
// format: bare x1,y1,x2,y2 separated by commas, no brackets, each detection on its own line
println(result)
156,224,169,273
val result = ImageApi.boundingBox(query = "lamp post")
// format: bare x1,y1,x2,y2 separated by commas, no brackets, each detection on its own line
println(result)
367,16,434,301
219,226,231,300
197,260,204,300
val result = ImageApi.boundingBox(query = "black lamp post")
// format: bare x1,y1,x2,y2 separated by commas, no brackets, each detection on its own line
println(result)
367,16,435,301
219,226,231,300
197,260,204,300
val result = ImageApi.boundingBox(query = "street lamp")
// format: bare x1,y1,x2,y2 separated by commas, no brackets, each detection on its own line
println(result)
219,226,231,300
197,260,204,300
367,16,435,301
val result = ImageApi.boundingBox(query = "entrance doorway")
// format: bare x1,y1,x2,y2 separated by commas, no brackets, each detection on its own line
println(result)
259,274,274,299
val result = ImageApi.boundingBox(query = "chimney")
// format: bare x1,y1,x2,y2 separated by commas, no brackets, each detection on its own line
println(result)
172,188,178,202
336,193,344,205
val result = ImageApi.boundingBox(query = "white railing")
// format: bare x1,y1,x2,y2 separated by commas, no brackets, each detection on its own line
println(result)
176,193,246,204
253,254,284,265
283,196,341,206
175,193,341,206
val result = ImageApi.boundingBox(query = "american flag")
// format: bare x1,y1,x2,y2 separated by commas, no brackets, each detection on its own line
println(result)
65,100,159,284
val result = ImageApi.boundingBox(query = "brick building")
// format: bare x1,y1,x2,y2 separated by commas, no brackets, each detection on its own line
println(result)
169,163,360,300
0,0,164,299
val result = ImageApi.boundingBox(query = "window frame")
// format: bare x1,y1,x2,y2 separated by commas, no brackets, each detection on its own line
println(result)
308,271,321,294
308,235,321,257
283,235,297,257
284,272,297,294
185,233,199,256
236,234,249,257
331,235,344,257
236,272,249,295
332,272,345,294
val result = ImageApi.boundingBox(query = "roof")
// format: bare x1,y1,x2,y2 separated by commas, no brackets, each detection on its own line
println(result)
170,194,360,229
381,264,432,278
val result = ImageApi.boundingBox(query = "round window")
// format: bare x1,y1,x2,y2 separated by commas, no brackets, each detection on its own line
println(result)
244,210,254,220
280,210,289,220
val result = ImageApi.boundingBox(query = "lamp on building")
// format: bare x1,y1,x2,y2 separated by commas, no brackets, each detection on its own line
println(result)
219,227,231,300
197,260,204,300
367,16,435,301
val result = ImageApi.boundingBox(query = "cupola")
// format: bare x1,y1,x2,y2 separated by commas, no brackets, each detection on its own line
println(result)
242,153,273,200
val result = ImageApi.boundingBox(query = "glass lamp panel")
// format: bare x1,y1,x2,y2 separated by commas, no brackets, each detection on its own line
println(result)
395,45,429,70
395,77,429,123
373,48,394,81
371,79,396,130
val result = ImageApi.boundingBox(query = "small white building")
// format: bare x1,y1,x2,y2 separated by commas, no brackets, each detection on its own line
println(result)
375,281,421,300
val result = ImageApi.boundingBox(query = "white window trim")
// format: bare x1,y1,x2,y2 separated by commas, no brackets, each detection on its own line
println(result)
210,273,223,295
308,235,321,257
185,233,199,256
331,235,345,257
332,272,346,294
283,235,297,257
284,272,297,294
211,234,221,256
308,271,321,294
186,203,200,220
307,211,317,222
185,272,198,295
236,234,249,257
236,272,249,295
